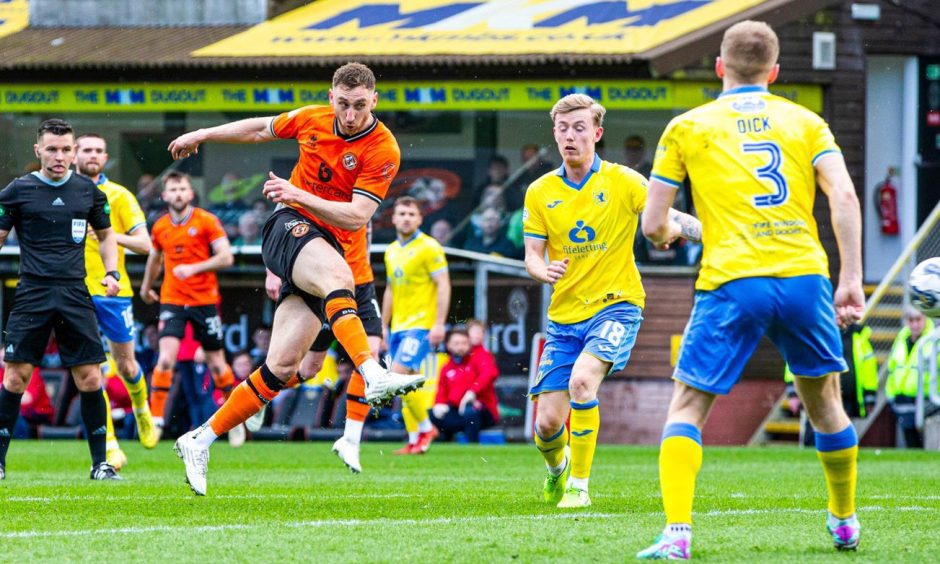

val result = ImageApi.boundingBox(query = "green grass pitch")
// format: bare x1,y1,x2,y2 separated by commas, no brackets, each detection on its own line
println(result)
0,441,937,562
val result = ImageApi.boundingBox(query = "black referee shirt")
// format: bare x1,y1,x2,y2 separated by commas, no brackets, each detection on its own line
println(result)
0,171,111,283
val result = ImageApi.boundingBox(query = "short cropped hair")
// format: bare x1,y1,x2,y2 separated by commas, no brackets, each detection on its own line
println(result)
394,195,421,212
37,118,73,141
447,326,469,341
550,94,606,128
162,170,192,189
333,62,376,90
720,20,779,83
76,133,106,147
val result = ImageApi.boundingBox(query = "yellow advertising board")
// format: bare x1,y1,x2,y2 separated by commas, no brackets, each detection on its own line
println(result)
194,0,766,57
0,0,28,40
0,81,822,113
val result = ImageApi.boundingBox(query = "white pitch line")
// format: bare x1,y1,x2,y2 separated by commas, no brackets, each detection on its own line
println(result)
0,505,935,540
0,492,414,503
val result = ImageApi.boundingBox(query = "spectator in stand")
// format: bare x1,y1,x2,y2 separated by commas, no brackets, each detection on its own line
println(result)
231,350,254,384
233,211,263,246
467,319,499,376
137,323,159,379
250,197,273,223
250,325,272,368
430,219,454,246
623,135,653,179
887,307,935,448
463,207,521,259
506,144,555,211
470,155,510,208
430,328,499,442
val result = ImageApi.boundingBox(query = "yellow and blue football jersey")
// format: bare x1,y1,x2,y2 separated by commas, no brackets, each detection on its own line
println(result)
652,85,838,291
523,154,647,325
84,174,147,298
385,230,448,332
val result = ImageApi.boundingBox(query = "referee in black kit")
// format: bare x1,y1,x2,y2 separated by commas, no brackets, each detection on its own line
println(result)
0,119,123,481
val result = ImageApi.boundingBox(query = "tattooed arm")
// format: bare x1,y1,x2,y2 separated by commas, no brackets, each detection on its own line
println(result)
667,208,702,243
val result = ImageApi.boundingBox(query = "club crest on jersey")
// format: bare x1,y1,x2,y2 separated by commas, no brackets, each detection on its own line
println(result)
284,218,311,238
71,219,86,243
343,152,358,170
593,189,608,206
188,227,197,236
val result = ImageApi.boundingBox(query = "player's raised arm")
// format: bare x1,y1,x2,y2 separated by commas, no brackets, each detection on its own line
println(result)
815,153,864,325
168,116,277,160
263,172,379,231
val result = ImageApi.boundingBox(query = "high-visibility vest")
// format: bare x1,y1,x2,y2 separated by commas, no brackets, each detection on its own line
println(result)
783,325,879,417
886,318,937,400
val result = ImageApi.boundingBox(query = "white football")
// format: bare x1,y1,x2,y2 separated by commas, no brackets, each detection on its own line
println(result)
909,257,940,317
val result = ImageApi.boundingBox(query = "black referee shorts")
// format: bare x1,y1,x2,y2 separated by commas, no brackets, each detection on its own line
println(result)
3,282,106,367
262,207,344,324
310,282,383,352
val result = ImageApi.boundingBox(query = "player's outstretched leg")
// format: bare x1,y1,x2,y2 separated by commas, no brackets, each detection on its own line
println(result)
533,394,571,504
102,388,127,471
558,398,600,508
119,366,159,449
324,290,425,405
175,363,284,495
637,422,702,560
332,370,370,473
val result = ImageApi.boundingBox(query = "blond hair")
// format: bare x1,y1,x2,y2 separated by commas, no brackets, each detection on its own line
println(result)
720,20,779,83
550,94,605,128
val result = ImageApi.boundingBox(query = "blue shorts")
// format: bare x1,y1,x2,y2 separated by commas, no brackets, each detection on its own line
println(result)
389,329,431,372
92,296,136,344
675,275,847,395
530,301,643,396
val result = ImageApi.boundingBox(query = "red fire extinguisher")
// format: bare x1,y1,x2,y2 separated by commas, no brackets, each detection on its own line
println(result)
877,167,899,235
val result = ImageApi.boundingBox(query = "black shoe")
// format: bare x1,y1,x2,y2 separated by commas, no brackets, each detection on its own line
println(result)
90,462,122,481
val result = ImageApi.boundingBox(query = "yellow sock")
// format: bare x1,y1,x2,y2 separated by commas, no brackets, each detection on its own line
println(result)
660,422,703,524
402,388,432,432
535,424,569,469
103,388,117,448
569,399,600,483
121,368,149,412
815,425,858,518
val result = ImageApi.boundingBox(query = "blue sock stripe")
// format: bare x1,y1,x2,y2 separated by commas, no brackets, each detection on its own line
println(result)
536,426,565,443
815,424,858,453
661,422,702,445
570,399,599,410
125,368,144,385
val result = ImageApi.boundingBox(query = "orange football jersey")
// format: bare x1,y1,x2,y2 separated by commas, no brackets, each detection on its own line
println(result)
270,105,401,285
151,207,227,306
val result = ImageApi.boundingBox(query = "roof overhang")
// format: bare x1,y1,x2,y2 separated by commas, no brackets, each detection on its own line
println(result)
194,0,836,73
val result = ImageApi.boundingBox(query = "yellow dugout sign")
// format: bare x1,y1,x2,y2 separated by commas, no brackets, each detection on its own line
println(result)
193,0,767,57
0,81,822,113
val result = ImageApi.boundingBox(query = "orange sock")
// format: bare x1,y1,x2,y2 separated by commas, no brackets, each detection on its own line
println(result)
345,371,370,422
150,367,173,419
285,374,301,388
213,364,235,401
209,366,280,435
325,293,372,368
